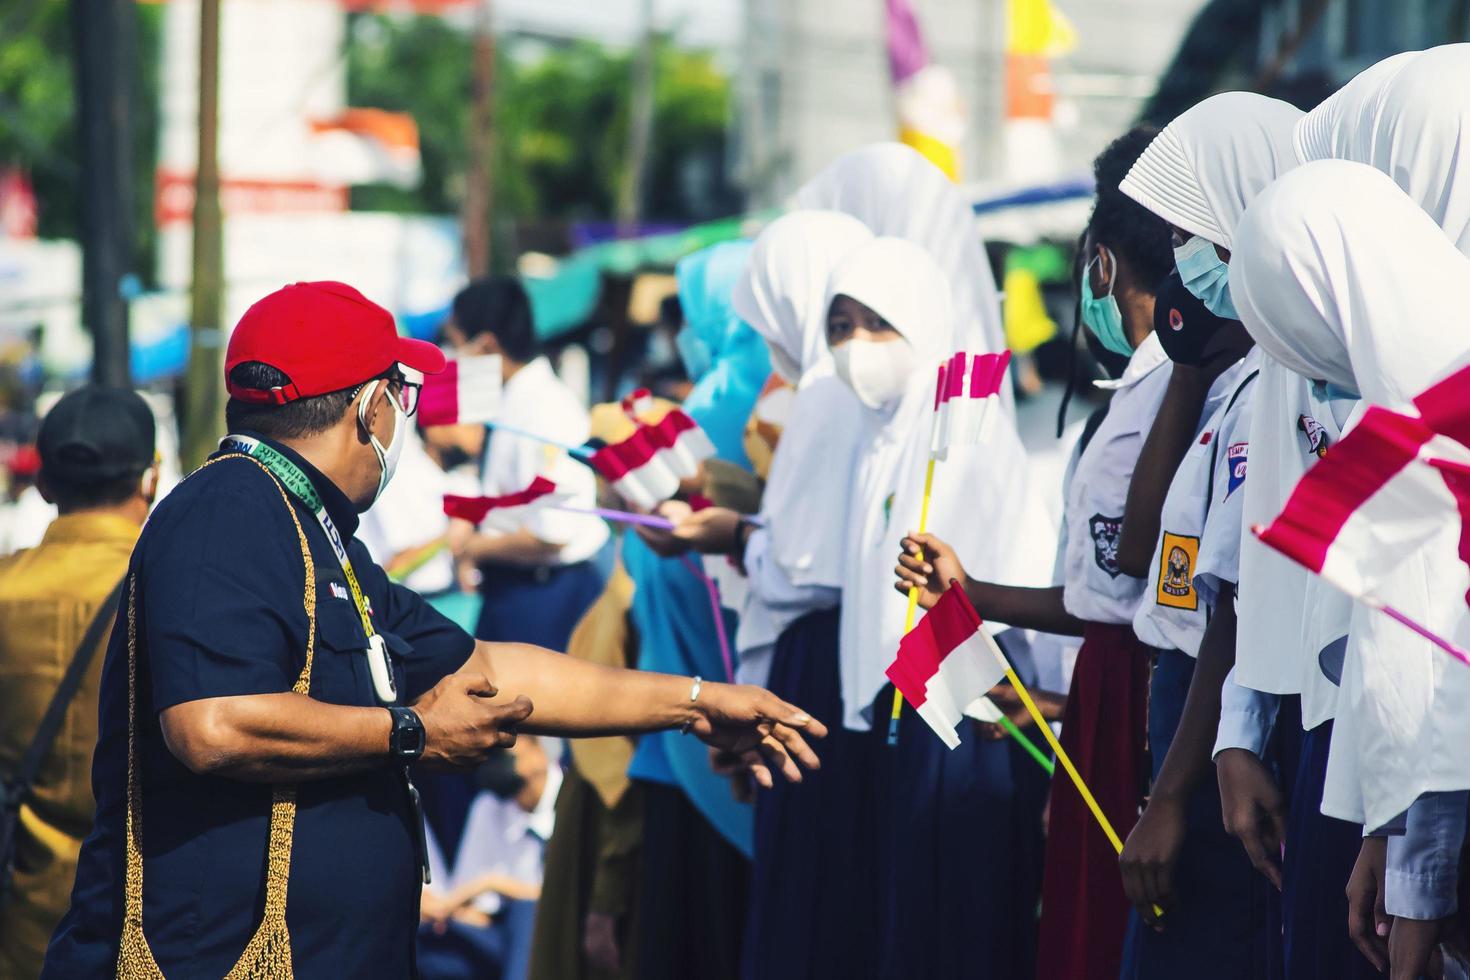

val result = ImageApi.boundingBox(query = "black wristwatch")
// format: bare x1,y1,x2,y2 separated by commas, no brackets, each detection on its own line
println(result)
386,706,426,762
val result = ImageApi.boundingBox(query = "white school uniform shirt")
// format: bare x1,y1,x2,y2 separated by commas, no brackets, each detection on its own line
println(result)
424,764,563,916
1132,350,1260,656
358,430,455,595
478,357,608,565
735,527,841,687
1054,333,1173,624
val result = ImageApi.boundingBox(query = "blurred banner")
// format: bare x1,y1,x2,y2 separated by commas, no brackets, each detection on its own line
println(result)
1005,0,1077,181
884,0,965,180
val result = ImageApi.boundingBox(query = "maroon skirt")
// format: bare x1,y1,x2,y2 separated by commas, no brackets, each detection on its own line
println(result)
1035,621,1152,980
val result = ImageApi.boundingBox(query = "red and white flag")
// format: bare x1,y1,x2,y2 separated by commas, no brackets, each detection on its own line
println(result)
932,350,1012,459
1254,371,1470,664
621,387,656,418
419,355,503,426
885,585,1007,749
443,476,576,533
591,409,715,510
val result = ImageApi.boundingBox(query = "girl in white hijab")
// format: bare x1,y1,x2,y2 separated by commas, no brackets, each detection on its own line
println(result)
826,236,1043,979
716,210,880,979
1117,91,1362,980
794,142,1013,415
1233,159,1470,974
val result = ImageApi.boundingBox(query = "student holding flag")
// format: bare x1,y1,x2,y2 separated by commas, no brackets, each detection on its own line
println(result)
619,241,771,980
443,276,608,650
895,126,1176,980
661,210,878,979
1232,159,1470,980
825,235,1045,979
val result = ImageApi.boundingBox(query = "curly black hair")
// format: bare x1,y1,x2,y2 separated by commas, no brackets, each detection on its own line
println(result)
1086,126,1175,287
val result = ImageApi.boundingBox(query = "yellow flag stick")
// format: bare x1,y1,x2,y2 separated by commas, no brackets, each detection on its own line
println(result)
887,457,938,744
976,625,1163,919
885,460,1054,775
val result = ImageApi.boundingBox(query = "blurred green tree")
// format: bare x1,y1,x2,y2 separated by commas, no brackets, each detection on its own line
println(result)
345,14,737,232
0,0,161,280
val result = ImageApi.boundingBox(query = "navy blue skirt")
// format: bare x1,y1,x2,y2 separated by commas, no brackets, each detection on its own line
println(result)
744,608,881,980
1269,698,1379,980
1120,648,1270,980
869,632,1049,980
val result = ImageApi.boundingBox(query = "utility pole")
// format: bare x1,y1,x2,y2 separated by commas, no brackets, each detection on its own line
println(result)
181,0,224,468
616,0,656,237
71,0,137,388
464,0,495,277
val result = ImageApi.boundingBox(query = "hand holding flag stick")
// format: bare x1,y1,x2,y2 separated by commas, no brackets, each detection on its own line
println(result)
887,582,1162,918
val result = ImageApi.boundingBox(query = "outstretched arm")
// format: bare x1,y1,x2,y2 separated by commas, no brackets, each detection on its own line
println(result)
461,641,827,787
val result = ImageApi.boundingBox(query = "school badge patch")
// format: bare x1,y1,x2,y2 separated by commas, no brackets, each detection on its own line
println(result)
1088,514,1124,579
1156,532,1200,610
1297,414,1330,458
1225,442,1248,497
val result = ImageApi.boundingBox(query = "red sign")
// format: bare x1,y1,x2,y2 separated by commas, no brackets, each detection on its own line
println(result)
155,170,347,225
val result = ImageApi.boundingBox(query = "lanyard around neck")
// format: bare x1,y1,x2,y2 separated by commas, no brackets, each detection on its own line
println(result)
220,435,375,640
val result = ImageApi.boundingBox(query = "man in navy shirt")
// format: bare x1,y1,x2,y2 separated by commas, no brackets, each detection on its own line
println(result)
44,282,824,978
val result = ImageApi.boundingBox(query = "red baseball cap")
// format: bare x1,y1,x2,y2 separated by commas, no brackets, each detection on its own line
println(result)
225,281,446,405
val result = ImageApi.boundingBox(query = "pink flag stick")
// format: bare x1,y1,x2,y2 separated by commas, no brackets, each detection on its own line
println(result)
552,505,675,530
680,556,736,683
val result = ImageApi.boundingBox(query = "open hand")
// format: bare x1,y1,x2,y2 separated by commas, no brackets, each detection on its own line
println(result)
1119,794,1187,930
1217,747,1287,890
687,683,827,788
413,672,533,769
894,532,969,610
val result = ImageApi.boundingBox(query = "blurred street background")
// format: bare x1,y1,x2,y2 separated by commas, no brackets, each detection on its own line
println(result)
0,0,1458,544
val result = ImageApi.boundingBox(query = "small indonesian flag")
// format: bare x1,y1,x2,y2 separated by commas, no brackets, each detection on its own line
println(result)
886,585,1006,749
443,476,576,533
621,388,656,418
419,355,503,426
932,350,1012,459
591,409,716,510
1254,376,1470,665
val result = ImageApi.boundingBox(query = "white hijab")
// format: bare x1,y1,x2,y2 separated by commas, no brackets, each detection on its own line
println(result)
1233,159,1470,826
732,210,872,589
1121,91,1334,706
1120,92,1303,249
830,237,1028,730
1295,46,1470,254
794,143,1011,414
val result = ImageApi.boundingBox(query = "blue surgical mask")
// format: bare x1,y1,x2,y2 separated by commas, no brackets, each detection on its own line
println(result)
1079,256,1133,357
675,326,712,381
1174,235,1239,321
1311,379,1361,402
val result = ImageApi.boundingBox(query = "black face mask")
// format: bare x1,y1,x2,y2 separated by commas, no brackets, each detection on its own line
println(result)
1153,270,1252,368
437,445,472,472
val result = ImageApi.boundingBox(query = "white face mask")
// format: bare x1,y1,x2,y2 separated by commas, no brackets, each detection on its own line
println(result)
357,379,406,507
768,343,803,384
832,337,915,409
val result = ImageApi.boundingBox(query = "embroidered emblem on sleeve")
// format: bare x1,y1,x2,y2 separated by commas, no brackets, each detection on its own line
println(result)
1225,442,1248,498
1156,532,1200,610
1297,414,1330,458
1088,514,1124,579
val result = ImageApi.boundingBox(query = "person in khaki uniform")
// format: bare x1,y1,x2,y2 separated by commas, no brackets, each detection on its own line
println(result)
0,386,157,978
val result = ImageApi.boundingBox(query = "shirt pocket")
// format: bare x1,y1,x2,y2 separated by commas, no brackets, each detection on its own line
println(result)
313,599,375,706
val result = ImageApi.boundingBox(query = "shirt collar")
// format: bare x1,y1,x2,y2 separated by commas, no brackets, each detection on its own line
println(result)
39,511,142,548
217,431,362,538
1094,331,1169,392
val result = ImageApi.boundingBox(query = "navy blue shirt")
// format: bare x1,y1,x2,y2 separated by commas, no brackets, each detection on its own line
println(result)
44,437,474,978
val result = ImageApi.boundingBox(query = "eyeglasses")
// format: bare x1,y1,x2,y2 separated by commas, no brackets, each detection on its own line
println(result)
359,373,421,417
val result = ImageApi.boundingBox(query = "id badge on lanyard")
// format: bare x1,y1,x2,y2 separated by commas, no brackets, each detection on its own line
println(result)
221,435,397,703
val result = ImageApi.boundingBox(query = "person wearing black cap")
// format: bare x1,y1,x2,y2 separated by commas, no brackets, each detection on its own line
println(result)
42,281,824,979
0,386,158,978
